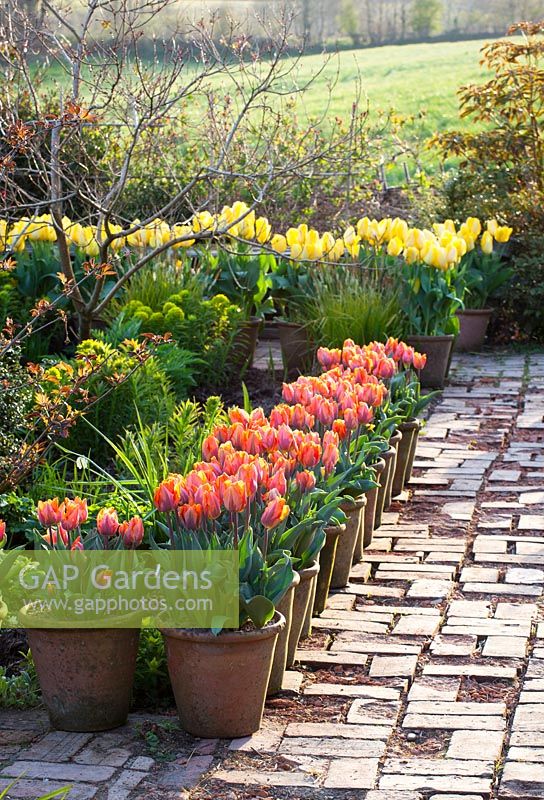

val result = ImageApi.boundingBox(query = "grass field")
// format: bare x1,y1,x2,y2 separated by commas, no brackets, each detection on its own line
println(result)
292,38,493,137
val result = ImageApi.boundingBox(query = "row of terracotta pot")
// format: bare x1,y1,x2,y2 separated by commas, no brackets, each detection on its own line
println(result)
26,417,421,739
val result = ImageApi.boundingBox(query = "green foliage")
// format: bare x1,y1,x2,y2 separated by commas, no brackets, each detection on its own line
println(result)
411,0,443,37
110,269,243,386
0,658,40,709
114,397,227,501
42,339,176,463
0,343,33,489
398,261,462,336
133,628,172,706
304,269,402,347
455,250,513,309
210,248,275,320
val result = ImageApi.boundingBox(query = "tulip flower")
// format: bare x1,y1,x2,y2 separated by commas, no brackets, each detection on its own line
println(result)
481,231,494,255
119,516,144,548
178,503,203,530
261,497,290,530
60,497,88,531
295,470,316,493
222,479,248,513
37,498,63,528
97,507,119,537
413,352,427,370
0,520,6,549
495,226,513,243
154,477,182,512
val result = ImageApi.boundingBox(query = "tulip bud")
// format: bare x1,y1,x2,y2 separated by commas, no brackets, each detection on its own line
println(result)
119,516,144,548
481,231,494,255
97,507,119,537
0,520,6,549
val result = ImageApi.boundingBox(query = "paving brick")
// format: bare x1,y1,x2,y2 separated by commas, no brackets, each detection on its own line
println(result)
380,775,491,793
304,683,400,699
383,758,493,776
1,761,116,783
348,699,401,726
0,780,97,800
294,649,368,666
392,615,440,636
447,729,505,760
285,722,392,739
212,769,318,787
106,769,146,800
370,655,419,678
406,701,505,716
324,757,380,789
280,736,385,757
431,635,477,656
22,732,92,762
403,714,505,730
500,760,544,796
157,756,214,789
482,636,528,658
423,663,518,679
408,677,461,702
406,579,452,599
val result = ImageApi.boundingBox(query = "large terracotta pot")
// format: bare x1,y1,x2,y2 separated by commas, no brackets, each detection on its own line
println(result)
268,573,300,695
406,334,456,388
454,309,492,352
162,612,285,738
313,524,344,616
392,418,419,497
384,429,402,509
361,457,386,549
277,321,313,376
300,562,320,640
233,317,261,368
374,446,396,529
287,561,320,664
25,624,140,732
405,418,422,484
330,498,365,589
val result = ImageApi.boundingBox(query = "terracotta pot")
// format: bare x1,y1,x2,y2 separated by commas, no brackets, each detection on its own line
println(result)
392,419,418,497
287,561,320,665
25,625,140,732
267,572,300,695
313,524,344,615
162,612,285,738
300,562,320,640
384,429,402,509
352,495,368,564
361,458,386,548
374,447,396,530
454,309,492,352
277,321,313,376
330,498,366,588
233,317,261,368
405,418,422,484
406,334,456,388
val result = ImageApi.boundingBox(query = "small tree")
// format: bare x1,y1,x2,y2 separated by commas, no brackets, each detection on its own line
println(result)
411,0,443,38
0,1,365,340
339,0,362,46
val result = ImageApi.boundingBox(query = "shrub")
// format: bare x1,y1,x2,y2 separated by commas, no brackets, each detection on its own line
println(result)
0,343,33,488
432,22,544,339
41,339,176,462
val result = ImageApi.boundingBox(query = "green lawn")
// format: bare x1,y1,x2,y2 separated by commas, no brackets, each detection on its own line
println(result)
292,39,492,137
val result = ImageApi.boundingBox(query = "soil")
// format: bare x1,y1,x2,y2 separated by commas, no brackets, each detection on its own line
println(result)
195,367,285,412
0,629,28,674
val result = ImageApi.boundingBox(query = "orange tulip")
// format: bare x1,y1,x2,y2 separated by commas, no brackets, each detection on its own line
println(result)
96,507,119,537
261,497,290,530
37,498,63,527
154,477,182,512
222,479,248,513
0,520,6,548
295,470,316,493
119,516,144,548
60,497,88,531
178,503,203,530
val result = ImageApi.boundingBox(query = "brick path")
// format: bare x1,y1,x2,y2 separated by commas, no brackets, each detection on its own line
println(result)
2,351,544,800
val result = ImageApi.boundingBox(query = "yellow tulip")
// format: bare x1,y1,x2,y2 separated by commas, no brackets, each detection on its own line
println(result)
444,219,456,234
481,231,494,255
126,221,147,248
270,234,287,254
387,237,403,257
466,217,482,238
343,226,358,247
171,224,195,248
255,217,271,244
286,228,301,247
390,218,408,242
356,217,370,240
0,220,7,251
494,226,513,243
332,238,345,261
297,223,309,243
290,242,303,260
452,236,468,258
82,227,99,257
404,246,420,265
321,231,335,257
486,219,499,237
346,240,360,260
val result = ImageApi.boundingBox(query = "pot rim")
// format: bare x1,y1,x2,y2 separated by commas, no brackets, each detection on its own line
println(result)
19,604,141,631
399,417,420,431
161,610,285,643
390,430,402,444
407,333,456,342
456,308,493,316
297,560,320,579
340,495,367,512
324,522,347,536
371,456,387,474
